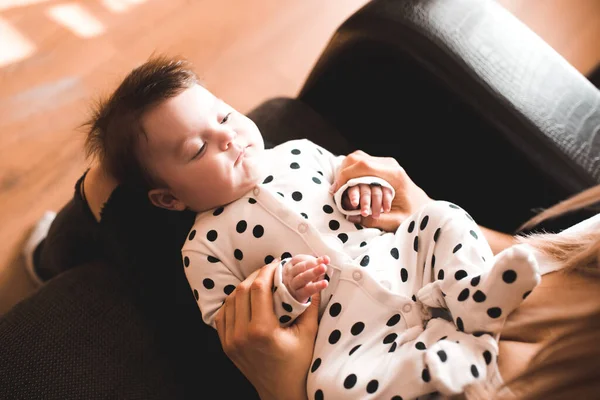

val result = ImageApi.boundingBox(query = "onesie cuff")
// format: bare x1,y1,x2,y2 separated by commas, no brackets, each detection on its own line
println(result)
333,176,395,216
273,258,310,326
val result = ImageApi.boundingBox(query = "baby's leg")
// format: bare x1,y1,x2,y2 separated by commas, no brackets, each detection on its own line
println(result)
421,318,499,396
403,201,539,333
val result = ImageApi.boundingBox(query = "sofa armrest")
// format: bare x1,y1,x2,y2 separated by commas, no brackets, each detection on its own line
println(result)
299,0,600,232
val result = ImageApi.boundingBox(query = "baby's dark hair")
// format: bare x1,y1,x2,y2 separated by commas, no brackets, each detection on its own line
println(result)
83,54,198,189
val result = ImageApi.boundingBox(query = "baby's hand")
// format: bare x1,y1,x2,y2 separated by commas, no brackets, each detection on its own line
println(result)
341,183,393,219
282,254,330,304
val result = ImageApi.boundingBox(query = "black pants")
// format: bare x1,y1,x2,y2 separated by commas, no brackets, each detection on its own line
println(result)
34,172,101,282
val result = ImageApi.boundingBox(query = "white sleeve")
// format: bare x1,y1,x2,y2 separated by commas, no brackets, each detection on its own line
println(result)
273,257,311,327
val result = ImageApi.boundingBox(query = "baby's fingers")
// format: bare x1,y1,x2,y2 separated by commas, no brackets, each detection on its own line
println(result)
382,187,393,213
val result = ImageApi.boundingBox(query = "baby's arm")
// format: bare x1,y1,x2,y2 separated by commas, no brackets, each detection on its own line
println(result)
273,254,330,327
281,255,330,303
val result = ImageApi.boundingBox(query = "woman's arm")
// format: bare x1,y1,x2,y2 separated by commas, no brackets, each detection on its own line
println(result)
215,260,319,400
331,150,516,254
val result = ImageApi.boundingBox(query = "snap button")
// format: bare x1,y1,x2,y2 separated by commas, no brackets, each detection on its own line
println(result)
352,271,362,281
380,280,391,290
402,304,412,313
298,223,308,233
253,186,260,196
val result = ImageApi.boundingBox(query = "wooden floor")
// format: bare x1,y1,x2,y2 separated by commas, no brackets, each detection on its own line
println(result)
1,0,599,315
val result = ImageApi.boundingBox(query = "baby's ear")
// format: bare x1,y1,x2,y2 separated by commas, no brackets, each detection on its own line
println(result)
148,188,186,211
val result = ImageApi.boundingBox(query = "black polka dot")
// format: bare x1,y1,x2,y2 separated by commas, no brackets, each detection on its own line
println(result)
248,198,256,204
277,192,284,197
458,288,470,301
203,278,215,289
413,236,419,252
323,205,333,214
264,255,274,264
387,314,401,326
263,175,273,184
224,285,235,295
349,344,361,355
316,148,323,155
183,256,190,267
354,223,363,230
281,251,292,259
473,290,487,302
487,307,502,318
329,303,342,317
449,203,460,209
315,389,323,400
301,212,308,219
290,162,300,169
207,230,218,241
188,230,196,240
456,317,464,331
470,230,478,239
291,148,301,155
438,336,448,341
310,358,321,373
390,247,399,259
338,233,348,243
391,396,403,400
420,216,429,230
366,380,379,394
317,170,323,175
454,270,468,280
253,225,264,238
383,333,397,344
408,221,415,233
431,254,436,269
282,302,293,312
328,329,341,344
523,290,532,299
434,228,441,242
360,255,370,266
471,365,479,378
422,368,431,382
351,322,365,335
193,289,199,300
400,268,408,282
213,207,224,216
292,191,303,201
453,243,463,253
415,342,426,350
344,374,357,389
234,249,243,260
329,220,340,230
465,213,474,221
236,220,247,233
388,343,397,353
437,350,448,362
312,177,321,184
279,315,291,324
483,350,492,365
360,241,367,247
207,256,220,263
502,270,517,283
471,275,481,286
412,295,417,302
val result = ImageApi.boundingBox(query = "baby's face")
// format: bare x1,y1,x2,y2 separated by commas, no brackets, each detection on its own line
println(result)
139,84,265,212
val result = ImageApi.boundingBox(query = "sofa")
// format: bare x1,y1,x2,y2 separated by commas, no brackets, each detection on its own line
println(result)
2,0,599,398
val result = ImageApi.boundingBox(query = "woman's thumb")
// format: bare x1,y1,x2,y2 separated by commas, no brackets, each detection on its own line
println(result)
296,291,321,332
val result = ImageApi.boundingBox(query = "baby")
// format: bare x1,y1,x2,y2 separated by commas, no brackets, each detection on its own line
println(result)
98,56,541,398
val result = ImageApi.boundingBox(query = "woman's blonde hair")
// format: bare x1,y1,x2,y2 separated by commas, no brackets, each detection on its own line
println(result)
498,184,600,399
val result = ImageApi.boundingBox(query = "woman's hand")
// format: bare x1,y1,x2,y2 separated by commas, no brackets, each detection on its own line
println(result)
331,150,433,232
215,259,320,400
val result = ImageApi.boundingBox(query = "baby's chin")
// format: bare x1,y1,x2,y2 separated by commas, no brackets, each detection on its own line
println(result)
244,151,270,182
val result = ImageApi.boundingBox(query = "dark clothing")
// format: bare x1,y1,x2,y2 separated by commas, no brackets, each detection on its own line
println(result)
35,170,259,399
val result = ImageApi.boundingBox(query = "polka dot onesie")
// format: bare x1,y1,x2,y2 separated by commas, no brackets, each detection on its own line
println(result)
182,139,541,399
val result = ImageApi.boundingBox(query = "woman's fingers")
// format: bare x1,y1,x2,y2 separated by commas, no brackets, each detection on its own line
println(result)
249,259,280,327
